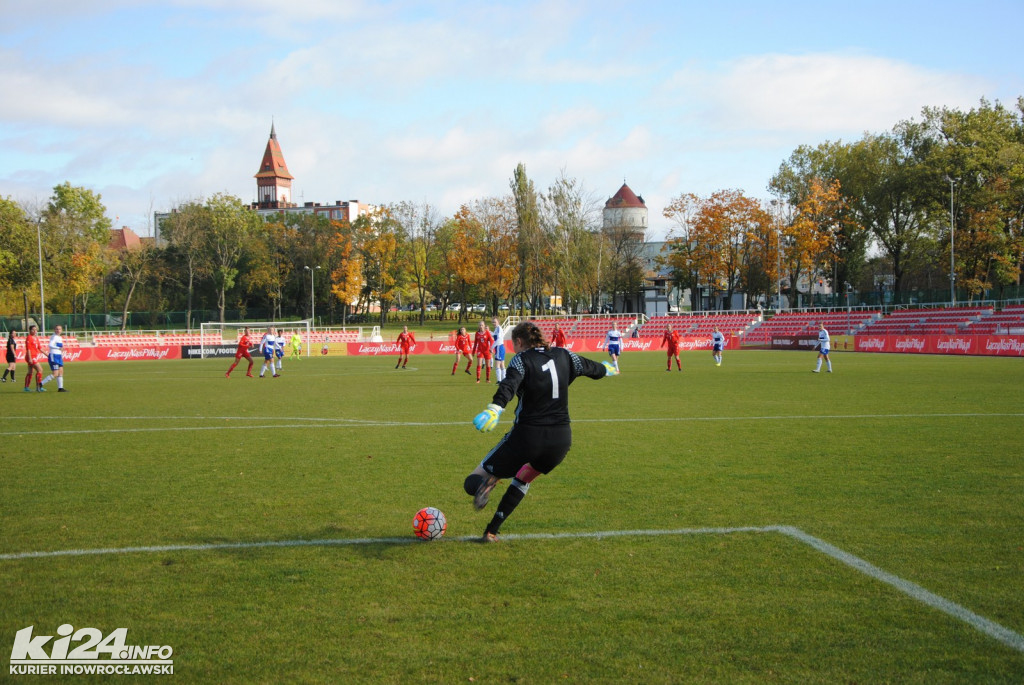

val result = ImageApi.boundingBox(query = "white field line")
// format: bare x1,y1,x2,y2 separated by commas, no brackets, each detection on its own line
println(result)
769,526,1024,655
1,525,1021,654
1,412,1022,437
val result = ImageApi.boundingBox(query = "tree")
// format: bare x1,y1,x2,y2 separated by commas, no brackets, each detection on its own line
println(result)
603,222,647,313
924,100,1024,300
842,128,933,295
328,220,363,324
662,193,702,310
243,220,292,320
783,179,851,307
112,244,156,331
0,197,37,299
280,212,335,320
160,201,212,329
662,190,769,310
390,201,443,323
429,220,461,317
448,205,486,324
41,182,112,317
541,172,601,313
345,210,407,323
511,163,545,315
470,196,519,314
67,243,108,328
204,193,262,322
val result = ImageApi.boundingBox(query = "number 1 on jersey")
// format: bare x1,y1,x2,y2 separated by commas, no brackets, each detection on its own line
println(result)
541,359,559,399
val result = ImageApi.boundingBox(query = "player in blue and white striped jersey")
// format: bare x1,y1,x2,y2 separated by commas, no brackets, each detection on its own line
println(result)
259,327,280,378
491,317,506,383
603,326,622,373
274,333,285,372
711,326,726,366
813,324,832,373
41,325,67,392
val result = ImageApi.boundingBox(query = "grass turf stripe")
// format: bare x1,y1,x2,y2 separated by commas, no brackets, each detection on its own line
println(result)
2,525,1021,654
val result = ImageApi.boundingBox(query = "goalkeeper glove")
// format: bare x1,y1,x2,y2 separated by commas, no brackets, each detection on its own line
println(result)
473,403,503,432
602,361,619,376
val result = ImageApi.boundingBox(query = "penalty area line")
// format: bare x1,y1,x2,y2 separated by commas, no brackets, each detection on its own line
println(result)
1,525,1021,654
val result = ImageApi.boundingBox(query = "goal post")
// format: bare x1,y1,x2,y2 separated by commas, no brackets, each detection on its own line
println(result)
199,320,312,359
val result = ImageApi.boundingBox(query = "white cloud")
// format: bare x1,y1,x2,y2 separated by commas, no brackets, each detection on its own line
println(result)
668,53,993,136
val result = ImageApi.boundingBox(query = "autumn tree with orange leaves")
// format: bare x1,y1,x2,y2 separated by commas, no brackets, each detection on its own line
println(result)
781,178,859,306
470,197,519,314
663,189,771,310
328,220,362,324
446,204,486,324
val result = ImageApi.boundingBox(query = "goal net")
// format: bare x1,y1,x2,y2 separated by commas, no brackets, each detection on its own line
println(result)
199,320,312,359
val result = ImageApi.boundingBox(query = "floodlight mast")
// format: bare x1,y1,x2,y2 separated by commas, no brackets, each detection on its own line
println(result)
947,177,956,306
36,217,46,334
304,265,321,329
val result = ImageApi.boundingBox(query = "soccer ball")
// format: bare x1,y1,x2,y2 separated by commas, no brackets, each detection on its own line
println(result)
413,507,447,541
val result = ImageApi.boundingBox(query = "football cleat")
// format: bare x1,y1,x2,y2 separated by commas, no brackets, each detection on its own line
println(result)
481,531,499,543
474,475,499,510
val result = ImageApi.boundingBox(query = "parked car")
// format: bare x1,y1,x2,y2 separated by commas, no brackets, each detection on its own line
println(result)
472,303,486,313
449,303,461,311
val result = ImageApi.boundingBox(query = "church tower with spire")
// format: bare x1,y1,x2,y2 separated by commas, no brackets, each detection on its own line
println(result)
254,123,294,209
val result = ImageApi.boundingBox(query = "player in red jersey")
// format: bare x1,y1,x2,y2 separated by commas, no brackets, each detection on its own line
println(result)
472,320,494,384
23,325,45,392
395,325,416,369
660,324,682,371
452,326,472,375
225,326,254,378
550,323,567,348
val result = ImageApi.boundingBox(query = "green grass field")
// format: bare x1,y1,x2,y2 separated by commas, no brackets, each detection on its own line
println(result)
2,349,1023,683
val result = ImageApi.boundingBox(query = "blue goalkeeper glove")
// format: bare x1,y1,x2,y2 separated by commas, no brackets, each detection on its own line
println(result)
473,403,503,432
602,361,619,376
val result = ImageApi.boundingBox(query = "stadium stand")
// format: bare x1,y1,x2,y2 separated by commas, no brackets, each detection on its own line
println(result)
528,319,565,340
497,316,636,341
637,313,759,338
962,305,1024,334
309,331,361,343
568,317,637,339
858,307,993,335
92,332,219,346
743,310,880,344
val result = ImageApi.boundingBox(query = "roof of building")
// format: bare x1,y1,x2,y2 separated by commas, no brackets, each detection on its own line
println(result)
254,123,294,181
605,182,646,209
108,226,143,251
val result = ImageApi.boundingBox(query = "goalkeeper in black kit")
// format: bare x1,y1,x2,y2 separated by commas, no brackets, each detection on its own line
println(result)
465,321,618,542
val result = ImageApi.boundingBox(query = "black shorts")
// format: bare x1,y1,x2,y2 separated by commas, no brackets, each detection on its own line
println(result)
482,424,572,479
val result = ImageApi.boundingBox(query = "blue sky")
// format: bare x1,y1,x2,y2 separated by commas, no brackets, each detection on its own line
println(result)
2,0,1021,239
